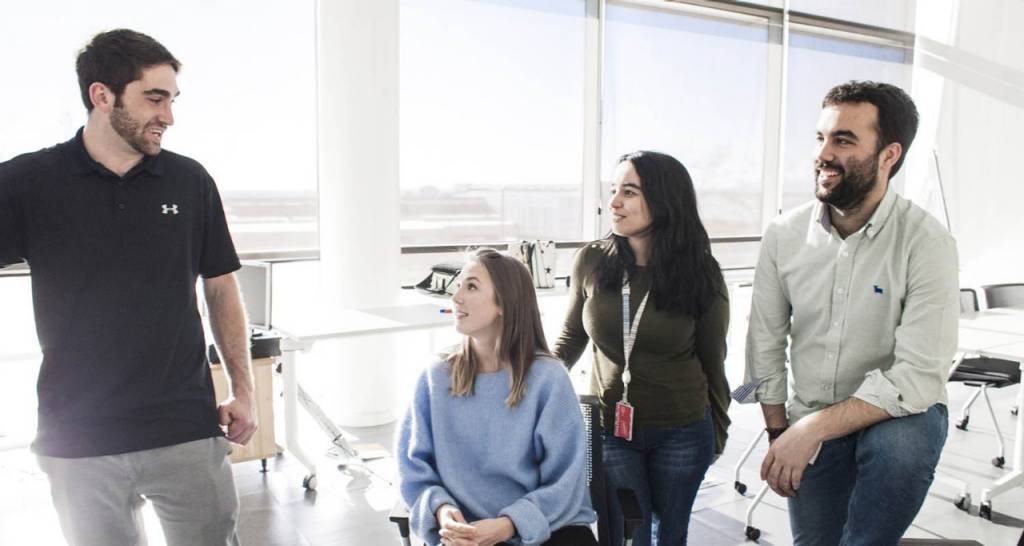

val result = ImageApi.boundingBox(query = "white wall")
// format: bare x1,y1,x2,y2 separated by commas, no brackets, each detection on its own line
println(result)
915,0,1024,289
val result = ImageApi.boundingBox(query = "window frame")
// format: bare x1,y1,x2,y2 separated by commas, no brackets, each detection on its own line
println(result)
0,0,917,268
398,0,916,268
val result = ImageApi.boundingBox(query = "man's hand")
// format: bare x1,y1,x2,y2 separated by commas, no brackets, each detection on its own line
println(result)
468,517,515,546
218,393,257,445
759,418,821,497
437,504,477,546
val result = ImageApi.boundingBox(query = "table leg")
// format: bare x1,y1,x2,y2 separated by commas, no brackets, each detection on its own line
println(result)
280,342,318,490
978,361,1024,517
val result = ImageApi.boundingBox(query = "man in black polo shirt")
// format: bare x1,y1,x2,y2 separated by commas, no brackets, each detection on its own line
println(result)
0,29,254,545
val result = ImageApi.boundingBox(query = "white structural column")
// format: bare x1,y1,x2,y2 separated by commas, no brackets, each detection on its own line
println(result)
314,0,402,425
317,0,400,304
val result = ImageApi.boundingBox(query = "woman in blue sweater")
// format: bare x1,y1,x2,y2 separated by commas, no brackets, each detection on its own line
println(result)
397,249,597,546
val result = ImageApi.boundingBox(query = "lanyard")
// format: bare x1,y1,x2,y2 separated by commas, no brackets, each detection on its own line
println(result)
620,273,650,404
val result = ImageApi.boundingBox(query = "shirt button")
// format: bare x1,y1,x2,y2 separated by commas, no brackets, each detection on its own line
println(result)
117,203,126,210
837,288,845,295
842,251,849,257
833,322,839,327
867,229,876,237
827,353,835,360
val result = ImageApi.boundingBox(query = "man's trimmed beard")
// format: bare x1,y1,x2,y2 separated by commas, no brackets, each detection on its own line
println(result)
110,106,159,156
815,152,880,211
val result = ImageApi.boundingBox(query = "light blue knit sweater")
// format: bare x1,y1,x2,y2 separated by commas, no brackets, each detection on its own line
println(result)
396,356,597,546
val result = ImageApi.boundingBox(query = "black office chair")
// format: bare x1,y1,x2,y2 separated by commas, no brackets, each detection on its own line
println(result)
950,288,1022,468
983,283,1024,308
389,394,643,546
985,284,1024,418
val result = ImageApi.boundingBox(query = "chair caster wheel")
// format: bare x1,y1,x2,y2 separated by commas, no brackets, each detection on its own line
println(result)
979,501,992,520
992,456,1005,468
302,474,317,491
954,494,971,511
734,481,747,494
745,526,761,540
955,417,969,430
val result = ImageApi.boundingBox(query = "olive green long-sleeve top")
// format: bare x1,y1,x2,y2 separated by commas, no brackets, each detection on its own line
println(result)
553,243,732,454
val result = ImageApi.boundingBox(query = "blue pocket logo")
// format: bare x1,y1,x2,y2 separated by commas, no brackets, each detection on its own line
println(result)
873,285,884,294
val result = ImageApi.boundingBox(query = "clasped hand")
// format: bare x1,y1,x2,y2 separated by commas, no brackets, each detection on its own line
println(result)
759,421,822,498
437,505,514,546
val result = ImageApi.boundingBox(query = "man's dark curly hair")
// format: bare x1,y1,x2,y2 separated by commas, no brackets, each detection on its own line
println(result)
823,81,919,179
76,29,180,112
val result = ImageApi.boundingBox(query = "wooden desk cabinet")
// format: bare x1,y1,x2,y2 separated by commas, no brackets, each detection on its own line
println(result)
210,357,280,464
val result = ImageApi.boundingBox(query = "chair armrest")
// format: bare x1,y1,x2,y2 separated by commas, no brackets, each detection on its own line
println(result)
389,500,411,539
616,488,643,542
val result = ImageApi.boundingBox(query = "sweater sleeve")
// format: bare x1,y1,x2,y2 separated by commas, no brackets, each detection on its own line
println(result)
696,268,731,454
396,370,457,542
552,245,595,368
498,368,595,545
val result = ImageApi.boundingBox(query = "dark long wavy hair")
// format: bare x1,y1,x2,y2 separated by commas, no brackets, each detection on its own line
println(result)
596,151,722,317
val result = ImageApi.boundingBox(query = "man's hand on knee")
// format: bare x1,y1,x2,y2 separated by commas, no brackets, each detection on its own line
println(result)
218,394,258,445
760,421,821,497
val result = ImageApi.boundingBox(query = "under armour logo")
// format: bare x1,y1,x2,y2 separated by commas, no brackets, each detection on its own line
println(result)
161,204,179,215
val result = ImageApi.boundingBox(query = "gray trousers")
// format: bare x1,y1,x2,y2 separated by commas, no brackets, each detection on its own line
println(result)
37,437,240,546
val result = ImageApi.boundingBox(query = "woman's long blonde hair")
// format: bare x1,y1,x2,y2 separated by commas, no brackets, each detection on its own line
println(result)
446,248,551,407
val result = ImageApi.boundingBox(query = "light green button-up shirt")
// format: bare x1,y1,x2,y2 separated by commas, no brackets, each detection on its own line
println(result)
745,189,959,423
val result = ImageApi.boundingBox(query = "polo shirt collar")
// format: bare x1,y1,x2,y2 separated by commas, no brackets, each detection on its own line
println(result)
66,127,166,178
814,185,897,240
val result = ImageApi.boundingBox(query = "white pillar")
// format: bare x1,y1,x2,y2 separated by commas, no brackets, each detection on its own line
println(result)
314,0,402,426
317,0,400,307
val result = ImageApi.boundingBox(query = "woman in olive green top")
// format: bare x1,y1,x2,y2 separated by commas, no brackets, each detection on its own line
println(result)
553,150,730,546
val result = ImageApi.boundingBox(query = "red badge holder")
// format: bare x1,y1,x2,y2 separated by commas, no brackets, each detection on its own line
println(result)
614,401,634,441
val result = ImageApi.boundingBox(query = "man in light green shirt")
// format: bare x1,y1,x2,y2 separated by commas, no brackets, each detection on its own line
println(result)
745,81,959,546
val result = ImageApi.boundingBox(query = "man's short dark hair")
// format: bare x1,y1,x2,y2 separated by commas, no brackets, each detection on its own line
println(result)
823,81,919,179
76,29,180,112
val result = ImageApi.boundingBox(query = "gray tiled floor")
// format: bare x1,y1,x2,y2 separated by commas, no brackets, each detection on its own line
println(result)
3,379,1024,545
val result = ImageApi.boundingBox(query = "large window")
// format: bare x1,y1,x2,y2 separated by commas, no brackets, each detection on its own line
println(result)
399,0,587,245
603,3,770,240
397,0,916,267
0,0,919,258
0,0,318,254
781,29,912,212
789,0,915,33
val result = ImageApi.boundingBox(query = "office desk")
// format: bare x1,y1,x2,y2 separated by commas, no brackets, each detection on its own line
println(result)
210,357,279,466
956,306,1024,518
273,303,454,490
960,306,1024,336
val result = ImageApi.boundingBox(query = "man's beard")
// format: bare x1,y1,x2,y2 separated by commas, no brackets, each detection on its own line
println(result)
815,152,879,211
110,107,159,156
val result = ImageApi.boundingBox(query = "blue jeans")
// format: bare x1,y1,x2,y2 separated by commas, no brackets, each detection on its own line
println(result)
602,409,715,546
789,403,948,546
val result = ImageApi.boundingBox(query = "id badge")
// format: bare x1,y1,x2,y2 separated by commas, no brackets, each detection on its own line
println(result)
614,401,634,441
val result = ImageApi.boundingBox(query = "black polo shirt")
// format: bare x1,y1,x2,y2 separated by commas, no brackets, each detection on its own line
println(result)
0,128,240,457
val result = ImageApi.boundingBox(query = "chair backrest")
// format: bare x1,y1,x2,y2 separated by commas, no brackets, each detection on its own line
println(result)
959,288,979,315
579,394,611,546
983,283,1024,309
